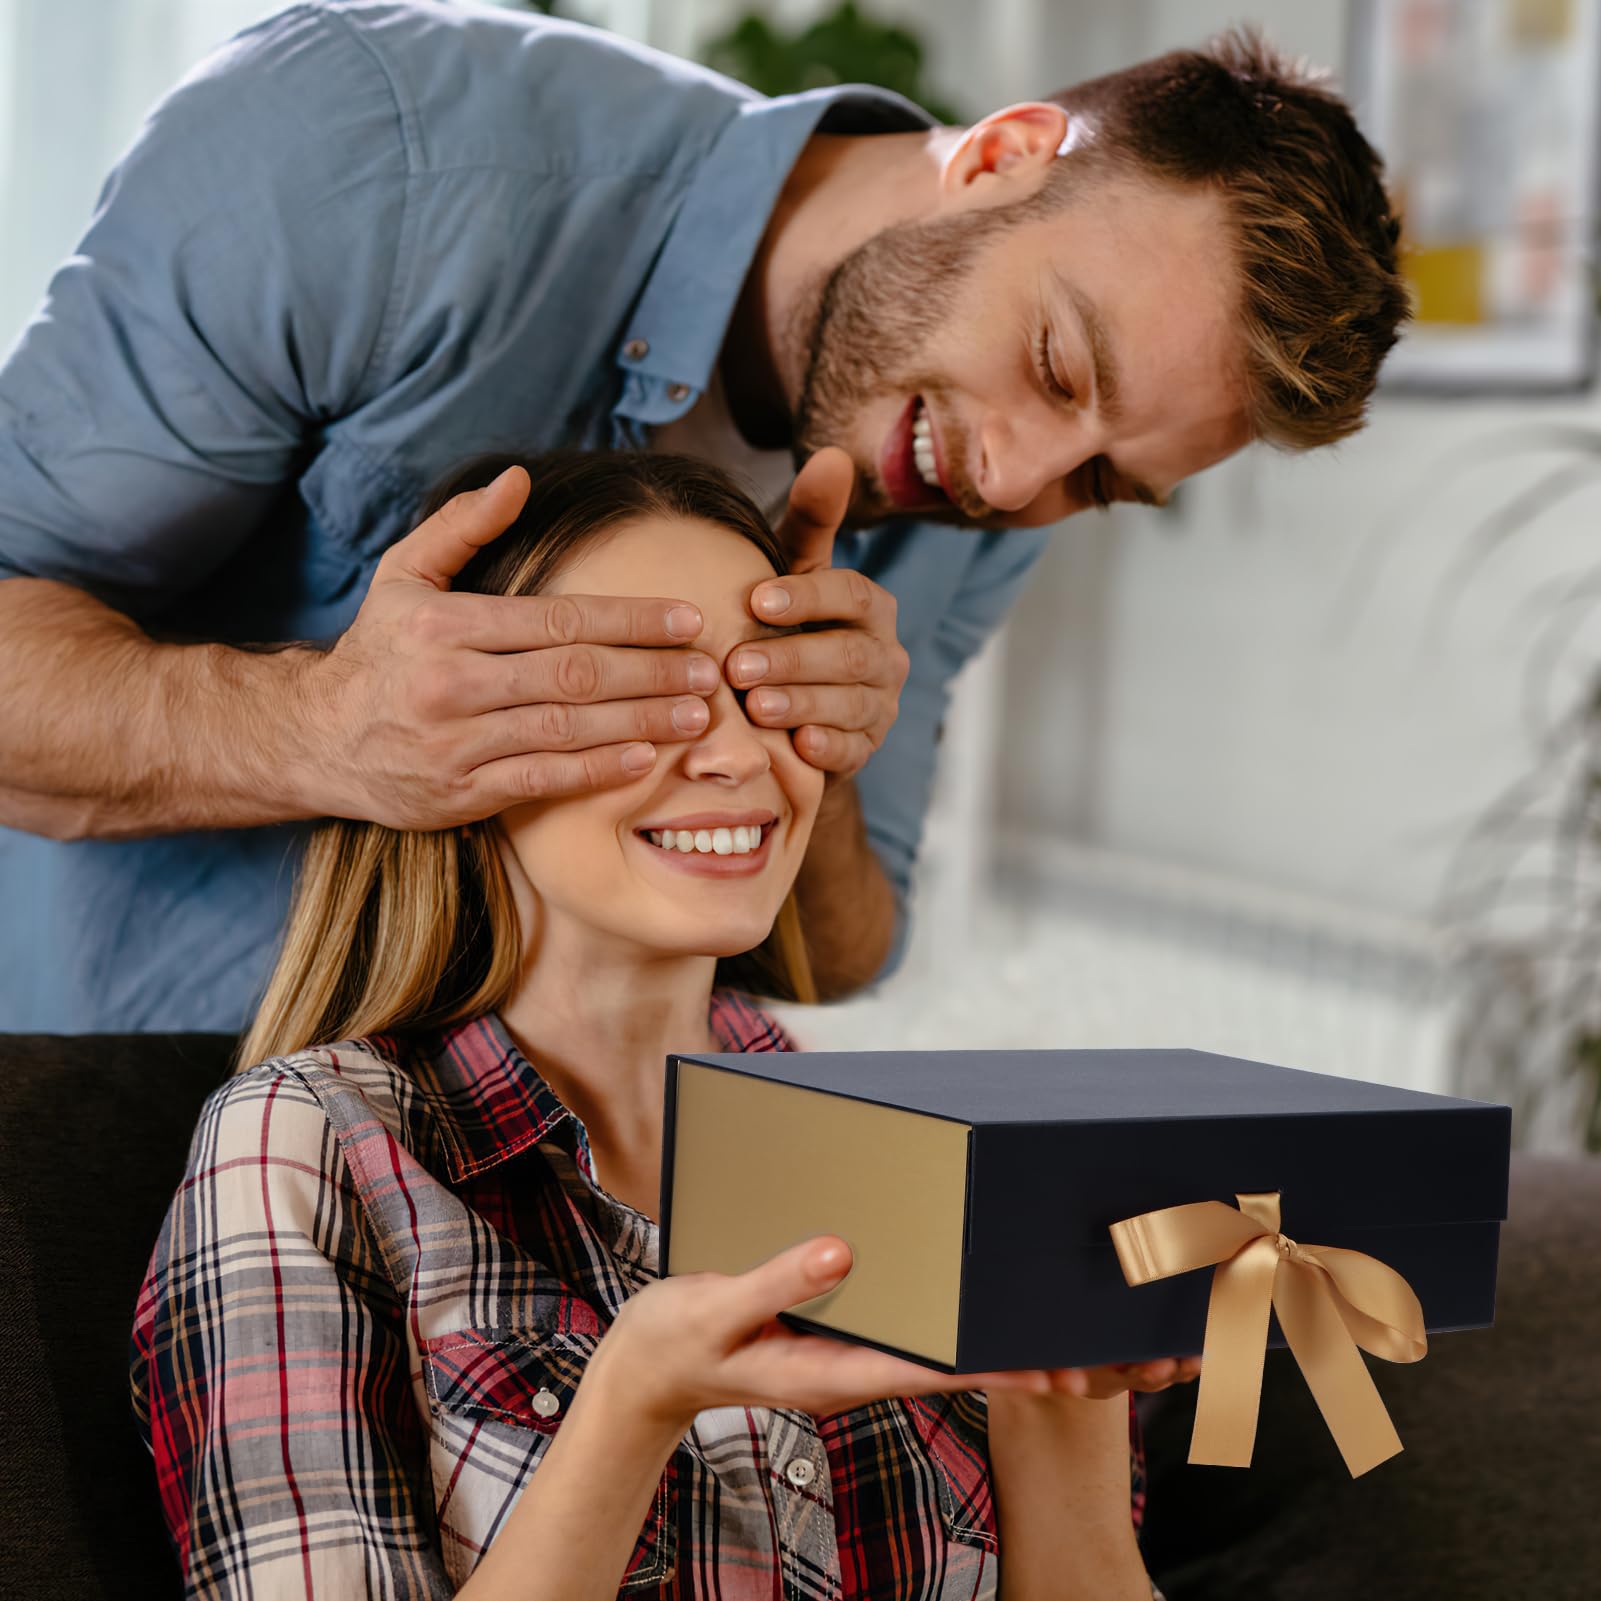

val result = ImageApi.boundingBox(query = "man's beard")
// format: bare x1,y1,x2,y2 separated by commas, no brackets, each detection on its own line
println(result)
790,202,1026,529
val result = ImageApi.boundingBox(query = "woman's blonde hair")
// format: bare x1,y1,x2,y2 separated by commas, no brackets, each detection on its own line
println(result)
237,450,816,1071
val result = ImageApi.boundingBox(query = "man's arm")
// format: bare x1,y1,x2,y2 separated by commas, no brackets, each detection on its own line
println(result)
851,523,1053,981
0,483,719,841
0,577,323,840
735,518,1050,998
0,8,389,837
789,775,895,1000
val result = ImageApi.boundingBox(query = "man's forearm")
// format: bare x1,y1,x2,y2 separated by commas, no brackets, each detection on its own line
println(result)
791,774,896,1000
0,578,327,840
987,1389,1153,1601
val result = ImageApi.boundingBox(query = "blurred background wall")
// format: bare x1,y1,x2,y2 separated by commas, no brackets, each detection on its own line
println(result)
5,0,1599,1149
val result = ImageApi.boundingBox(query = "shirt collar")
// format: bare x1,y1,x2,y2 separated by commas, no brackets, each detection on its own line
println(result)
409,990,793,1181
613,82,934,425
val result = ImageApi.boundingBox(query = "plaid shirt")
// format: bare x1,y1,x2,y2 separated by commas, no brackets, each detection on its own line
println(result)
131,991,1158,1599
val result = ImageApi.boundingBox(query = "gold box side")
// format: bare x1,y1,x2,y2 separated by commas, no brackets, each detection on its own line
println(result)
666,1061,969,1366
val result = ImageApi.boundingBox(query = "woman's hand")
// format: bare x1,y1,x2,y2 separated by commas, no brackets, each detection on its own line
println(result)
586,1234,1048,1433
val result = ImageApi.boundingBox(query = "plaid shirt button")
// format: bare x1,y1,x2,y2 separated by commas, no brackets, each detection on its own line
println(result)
784,1457,816,1488
531,1388,561,1418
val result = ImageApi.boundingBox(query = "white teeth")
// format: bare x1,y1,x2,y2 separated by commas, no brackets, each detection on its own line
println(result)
646,824,766,856
911,400,941,491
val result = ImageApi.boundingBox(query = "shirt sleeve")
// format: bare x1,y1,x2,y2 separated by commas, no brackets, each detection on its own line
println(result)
0,4,408,618
857,524,1051,980
130,1063,452,1599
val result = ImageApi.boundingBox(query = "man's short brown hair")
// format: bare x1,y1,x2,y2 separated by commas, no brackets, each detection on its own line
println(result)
1029,28,1408,450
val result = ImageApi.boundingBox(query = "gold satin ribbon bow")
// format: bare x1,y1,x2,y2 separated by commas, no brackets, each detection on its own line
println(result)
1109,1191,1427,1477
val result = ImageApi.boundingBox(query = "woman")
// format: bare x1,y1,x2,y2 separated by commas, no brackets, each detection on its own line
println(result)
131,450,1194,1600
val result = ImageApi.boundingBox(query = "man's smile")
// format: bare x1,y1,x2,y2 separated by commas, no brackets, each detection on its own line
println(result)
879,394,954,512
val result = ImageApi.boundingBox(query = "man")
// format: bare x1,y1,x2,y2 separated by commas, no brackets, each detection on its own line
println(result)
0,3,1406,1031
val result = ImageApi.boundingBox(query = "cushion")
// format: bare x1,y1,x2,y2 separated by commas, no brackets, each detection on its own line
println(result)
0,1032,236,1600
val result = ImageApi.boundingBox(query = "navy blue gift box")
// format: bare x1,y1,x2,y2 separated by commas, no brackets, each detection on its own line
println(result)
658,1047,1511,1374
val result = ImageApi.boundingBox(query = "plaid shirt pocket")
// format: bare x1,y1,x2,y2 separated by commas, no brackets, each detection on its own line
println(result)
420,1323,679,1592
896,1392,998,1553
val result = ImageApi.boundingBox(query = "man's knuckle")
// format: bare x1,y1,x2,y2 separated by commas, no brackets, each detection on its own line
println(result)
516,759,557,802
843,570,876,616
651,652,682,694
411,596,452,644
841,636,872,681
536,700,578,747
554,645,601,700
407,666,452,722
418,724,461,774
544,594,585,645
582,749,620,792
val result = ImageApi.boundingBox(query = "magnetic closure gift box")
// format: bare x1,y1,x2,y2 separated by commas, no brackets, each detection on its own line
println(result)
657,1047,1511,1374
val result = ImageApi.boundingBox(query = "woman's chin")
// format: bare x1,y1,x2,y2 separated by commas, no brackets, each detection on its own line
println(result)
642,916,780,963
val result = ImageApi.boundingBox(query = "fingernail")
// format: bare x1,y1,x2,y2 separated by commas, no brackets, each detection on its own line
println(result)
755,586,791,617
621,743,656,773
1065,1370,1088,1397
672,698,709,733
732,649,769,685
666,605,703,639
686,656,719,693
814,1243,848,1275
752,688,790,718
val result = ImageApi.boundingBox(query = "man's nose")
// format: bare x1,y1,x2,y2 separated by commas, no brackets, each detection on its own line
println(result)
681,683,773,784
974,406,1097,517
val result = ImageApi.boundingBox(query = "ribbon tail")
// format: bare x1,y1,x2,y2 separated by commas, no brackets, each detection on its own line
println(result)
1275,1259,1404,1478
1188,1234,1279,1468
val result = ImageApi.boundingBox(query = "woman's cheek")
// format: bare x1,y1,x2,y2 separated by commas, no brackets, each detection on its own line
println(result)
791,765,827,839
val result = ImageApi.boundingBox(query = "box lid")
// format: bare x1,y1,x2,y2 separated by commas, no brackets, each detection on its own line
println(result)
677,1047,1481,1123
676,1048,1512,1233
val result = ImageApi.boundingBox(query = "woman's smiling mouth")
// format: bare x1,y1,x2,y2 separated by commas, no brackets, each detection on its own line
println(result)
633,811,779,877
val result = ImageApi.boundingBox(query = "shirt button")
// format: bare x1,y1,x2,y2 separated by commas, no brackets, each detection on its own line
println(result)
784,1457,816,1488
623,337,650,361
530,1388,561,1418
666,382,691,402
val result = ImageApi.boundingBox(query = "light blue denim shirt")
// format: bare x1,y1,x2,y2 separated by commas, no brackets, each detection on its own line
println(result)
0,1,1049,1031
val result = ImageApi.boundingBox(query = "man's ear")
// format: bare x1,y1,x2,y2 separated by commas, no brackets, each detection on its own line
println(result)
939,102,1072,198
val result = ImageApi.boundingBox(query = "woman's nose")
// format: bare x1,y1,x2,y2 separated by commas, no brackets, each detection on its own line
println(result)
975,405,1094,516
680,681,773,784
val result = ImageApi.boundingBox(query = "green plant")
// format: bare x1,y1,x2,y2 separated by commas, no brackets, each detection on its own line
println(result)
701,2,964,123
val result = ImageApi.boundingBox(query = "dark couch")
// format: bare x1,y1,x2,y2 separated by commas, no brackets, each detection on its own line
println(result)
2,1031,1596,1599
